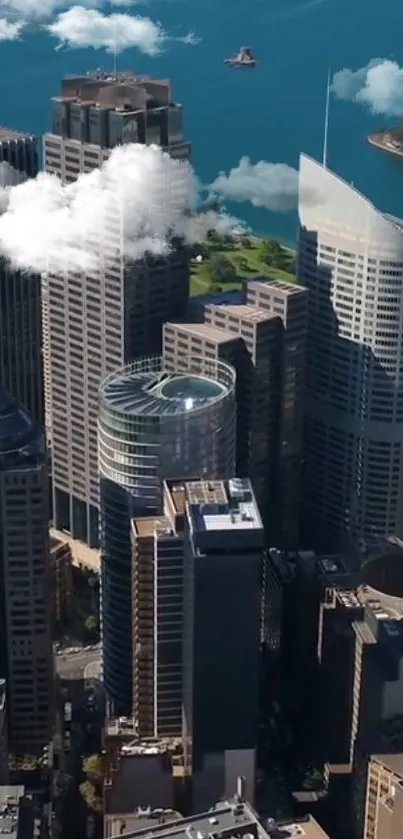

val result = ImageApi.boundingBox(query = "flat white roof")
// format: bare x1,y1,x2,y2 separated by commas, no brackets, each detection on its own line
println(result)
201,501,261,531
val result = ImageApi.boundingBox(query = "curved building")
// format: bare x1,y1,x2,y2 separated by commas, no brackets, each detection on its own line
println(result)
0,389,53,752
98,355,236,710
298,154,403,552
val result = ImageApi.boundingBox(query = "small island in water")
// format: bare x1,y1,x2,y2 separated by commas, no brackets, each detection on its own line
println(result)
367,123,403,158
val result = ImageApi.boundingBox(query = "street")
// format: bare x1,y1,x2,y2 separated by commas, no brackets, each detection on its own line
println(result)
56,646,101,681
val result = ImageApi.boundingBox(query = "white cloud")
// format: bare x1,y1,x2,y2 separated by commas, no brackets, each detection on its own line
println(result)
0,143,194,275
0,16,23,38
47,6,165,54
0,147,304,277
210,156,300,212
332,59,403,117
0,0,135,20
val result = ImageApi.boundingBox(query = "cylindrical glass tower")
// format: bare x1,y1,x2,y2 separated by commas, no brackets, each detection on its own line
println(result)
98,355,236,711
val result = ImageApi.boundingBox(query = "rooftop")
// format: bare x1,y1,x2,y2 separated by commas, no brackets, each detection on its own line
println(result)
100,357,234,419
113,797,329,839
0,127,34,142
371,753,403,781
213,304,273,323
166,322,237,344
106,811,181,838
187,478,263,533
132,516,171,539
56,72,173,111
247,278,305,296
187,289,245,310
0,786,24,839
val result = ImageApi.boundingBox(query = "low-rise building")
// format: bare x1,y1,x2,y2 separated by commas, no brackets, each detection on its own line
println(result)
105,783,331,839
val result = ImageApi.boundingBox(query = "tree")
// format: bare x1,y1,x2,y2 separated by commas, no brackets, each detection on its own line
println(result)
209,255,236,284
260,238,288,268
79,781,103,814
240,236,252,248
82,753,103,781
87,574,99,613
85,615,98,634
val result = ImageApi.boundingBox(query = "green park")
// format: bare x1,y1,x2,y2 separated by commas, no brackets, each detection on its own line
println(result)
190,232,296,296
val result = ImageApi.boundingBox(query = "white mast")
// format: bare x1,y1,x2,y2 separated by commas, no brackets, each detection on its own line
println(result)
322,67,331,168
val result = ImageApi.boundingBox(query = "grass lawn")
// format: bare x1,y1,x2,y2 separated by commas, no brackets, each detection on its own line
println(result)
190,238,296,296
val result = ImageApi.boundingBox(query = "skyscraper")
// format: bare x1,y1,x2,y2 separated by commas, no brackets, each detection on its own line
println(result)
0,389,53,753
298,153,403,552
99,355,236,712
130,477,264,810
43,72,191,547
182,478,263,809
164,278,308,545
0,129,43,427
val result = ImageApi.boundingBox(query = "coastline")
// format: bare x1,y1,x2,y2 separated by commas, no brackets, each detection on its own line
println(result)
367,132,403,160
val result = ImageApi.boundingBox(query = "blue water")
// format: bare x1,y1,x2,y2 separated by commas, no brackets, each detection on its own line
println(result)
0,0,402,243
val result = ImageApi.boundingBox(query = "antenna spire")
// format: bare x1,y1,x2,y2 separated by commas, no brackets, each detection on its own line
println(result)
322,67,331,168
113,43,117,79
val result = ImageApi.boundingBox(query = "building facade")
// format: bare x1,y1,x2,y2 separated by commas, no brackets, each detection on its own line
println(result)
298,153,403,552
0,681,7,784
0,390,53,753
49,535,73,628
164,278,308,545
99,356,236,713
182,478,264,810
0,129,43,427
43,72,191,547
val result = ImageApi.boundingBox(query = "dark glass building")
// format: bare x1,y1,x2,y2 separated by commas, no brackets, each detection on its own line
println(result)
0,388,53,753
0,129,43,427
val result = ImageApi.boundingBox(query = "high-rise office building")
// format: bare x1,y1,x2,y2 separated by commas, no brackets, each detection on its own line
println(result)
0,129,43,427
43,72,191,546
99,356,236,712
130,478,264,810
0,389,53,753
182,478,264,809
164,278,308,545
298,153,403,552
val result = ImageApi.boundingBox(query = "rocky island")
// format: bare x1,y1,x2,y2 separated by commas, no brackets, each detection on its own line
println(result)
367,122,403,158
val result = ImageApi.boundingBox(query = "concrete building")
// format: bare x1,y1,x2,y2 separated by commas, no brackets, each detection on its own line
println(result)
298,153,403,552
104,725,180,818
131,510,184,740
49,535,73,627
0,786,35,839
164,278,308,544
0,681,8,784
0,129,43,427
43,71,191,547
355,754,403,839
99,357,236,713
0,389,54,753
105,785,331,839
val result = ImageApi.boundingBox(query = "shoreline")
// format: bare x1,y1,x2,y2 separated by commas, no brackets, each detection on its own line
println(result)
367,132,403,160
